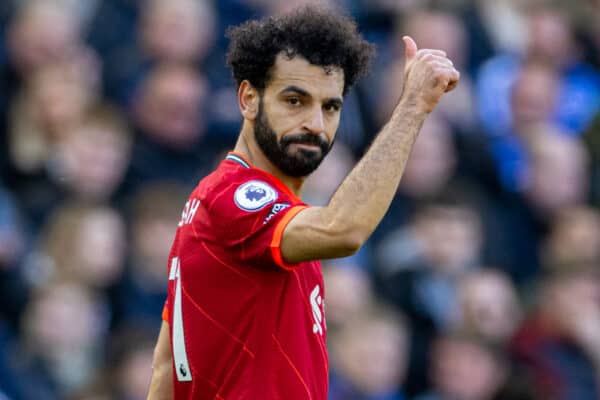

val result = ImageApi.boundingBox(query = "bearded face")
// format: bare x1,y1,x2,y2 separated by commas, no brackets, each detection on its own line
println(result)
254,98,332,177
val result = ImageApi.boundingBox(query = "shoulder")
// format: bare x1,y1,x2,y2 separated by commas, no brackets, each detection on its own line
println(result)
200,160,300,215
232,179,279,212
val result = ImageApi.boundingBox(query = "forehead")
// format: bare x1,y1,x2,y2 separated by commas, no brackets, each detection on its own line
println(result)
266,53,344,97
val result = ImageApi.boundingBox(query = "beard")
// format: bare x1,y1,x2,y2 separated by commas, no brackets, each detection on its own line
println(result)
254,99,332,177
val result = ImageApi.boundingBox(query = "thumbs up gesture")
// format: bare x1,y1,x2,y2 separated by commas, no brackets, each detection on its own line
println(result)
399,35,460,114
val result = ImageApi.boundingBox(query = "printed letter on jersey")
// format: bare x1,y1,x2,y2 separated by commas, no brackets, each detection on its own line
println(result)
234,180,278,212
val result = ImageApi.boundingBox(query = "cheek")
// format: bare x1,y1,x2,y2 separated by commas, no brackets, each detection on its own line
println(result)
326,114,341,139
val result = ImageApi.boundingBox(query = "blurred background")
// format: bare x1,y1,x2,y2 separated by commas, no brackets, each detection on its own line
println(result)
1,0,600,399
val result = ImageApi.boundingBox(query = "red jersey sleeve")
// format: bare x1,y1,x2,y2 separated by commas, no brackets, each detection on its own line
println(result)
197,175,308,270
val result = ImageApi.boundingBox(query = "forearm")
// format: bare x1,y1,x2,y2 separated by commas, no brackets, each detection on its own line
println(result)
147,367,173,400
325,101,427,243
147,322,174,400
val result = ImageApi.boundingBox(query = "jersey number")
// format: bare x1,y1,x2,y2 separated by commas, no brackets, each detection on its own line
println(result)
169,257,192,382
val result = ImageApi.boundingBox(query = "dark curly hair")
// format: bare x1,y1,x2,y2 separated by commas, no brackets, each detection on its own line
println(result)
226,5,375,95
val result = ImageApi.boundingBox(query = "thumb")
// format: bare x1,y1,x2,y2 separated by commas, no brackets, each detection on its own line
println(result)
403,35,418,63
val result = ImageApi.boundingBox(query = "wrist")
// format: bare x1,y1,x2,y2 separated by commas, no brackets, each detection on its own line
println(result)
393,97,429,119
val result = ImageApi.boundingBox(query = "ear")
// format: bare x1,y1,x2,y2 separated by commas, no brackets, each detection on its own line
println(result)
238,80,259,120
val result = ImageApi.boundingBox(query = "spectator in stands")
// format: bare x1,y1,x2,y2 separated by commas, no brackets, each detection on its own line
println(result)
126,63,216,188
415,332,513,400
37,203,126,292
477,3,600,139
329,306,410,400
20,280,110,398
102,0,218,105
455,269,522,345
524,129,589,219
6,60,101,224
104,324,158,400
375,195,483,331
116,182,188,325
6,0,84,77
510,270,600,399
53,104,133,203
540,206,600,272
493,127,590,282
139,0,216,64
322,258,375,335
375,195,484,395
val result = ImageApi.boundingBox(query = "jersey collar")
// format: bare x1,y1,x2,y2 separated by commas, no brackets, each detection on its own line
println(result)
226,152,251,169
225,151,302,203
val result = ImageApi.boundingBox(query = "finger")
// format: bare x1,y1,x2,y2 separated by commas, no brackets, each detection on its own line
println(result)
428,61,456,71
416,49,447,58
445,69,460,92
403,35,418,63
420,54,454,67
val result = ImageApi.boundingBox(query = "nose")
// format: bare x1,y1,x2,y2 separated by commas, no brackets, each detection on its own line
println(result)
303,106,325,135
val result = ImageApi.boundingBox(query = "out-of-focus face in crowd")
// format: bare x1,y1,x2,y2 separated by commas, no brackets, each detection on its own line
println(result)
22,281,108,393
526,7,577,68
399,115,456,198
525,131,589,216
457,269,522,343
41,205,126,290
134,63,208,149
510,62,559,131
9,60,100,173
541,272,600,347
330,308,409,396
413,204,482,275
430,334,506,400
139,0,216,63
542,206,600,270
7,1,82,74
54,106,132,201
323,261,374,332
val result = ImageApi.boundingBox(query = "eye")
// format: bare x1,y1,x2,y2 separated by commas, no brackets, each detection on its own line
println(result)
324,103,341,113
287,97,301,106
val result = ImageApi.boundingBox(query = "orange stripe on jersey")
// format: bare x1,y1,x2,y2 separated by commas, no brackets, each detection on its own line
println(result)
270,205,308,270
162,305,169,322
272,334,313,400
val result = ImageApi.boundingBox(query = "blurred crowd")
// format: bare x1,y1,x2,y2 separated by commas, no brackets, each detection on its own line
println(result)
2,0,600,399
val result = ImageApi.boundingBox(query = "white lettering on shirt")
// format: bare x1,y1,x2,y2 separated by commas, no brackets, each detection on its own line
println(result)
310,285,324,335
178,198,201,227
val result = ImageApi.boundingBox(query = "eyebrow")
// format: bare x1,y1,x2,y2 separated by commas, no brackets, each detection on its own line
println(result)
280,85,343,107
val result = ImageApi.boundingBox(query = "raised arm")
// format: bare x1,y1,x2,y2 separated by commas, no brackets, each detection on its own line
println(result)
147,321,173,400
281,36,460,262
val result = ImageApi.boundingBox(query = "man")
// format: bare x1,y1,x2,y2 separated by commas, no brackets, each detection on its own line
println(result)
148,5,459,400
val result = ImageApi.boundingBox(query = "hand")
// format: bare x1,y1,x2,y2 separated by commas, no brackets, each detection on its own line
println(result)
399,36,460,114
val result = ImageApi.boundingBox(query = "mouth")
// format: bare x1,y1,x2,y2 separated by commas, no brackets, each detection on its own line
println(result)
290,142,322,152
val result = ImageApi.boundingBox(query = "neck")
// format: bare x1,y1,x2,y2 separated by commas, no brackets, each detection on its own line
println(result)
233,122,305,197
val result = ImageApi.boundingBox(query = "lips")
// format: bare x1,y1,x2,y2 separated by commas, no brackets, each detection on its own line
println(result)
282,134,329,148
291,142,322,150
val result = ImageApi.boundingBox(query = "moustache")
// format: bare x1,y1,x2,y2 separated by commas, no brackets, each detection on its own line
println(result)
280,133,330,149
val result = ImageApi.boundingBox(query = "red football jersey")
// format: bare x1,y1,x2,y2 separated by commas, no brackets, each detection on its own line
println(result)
162,152,328,399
